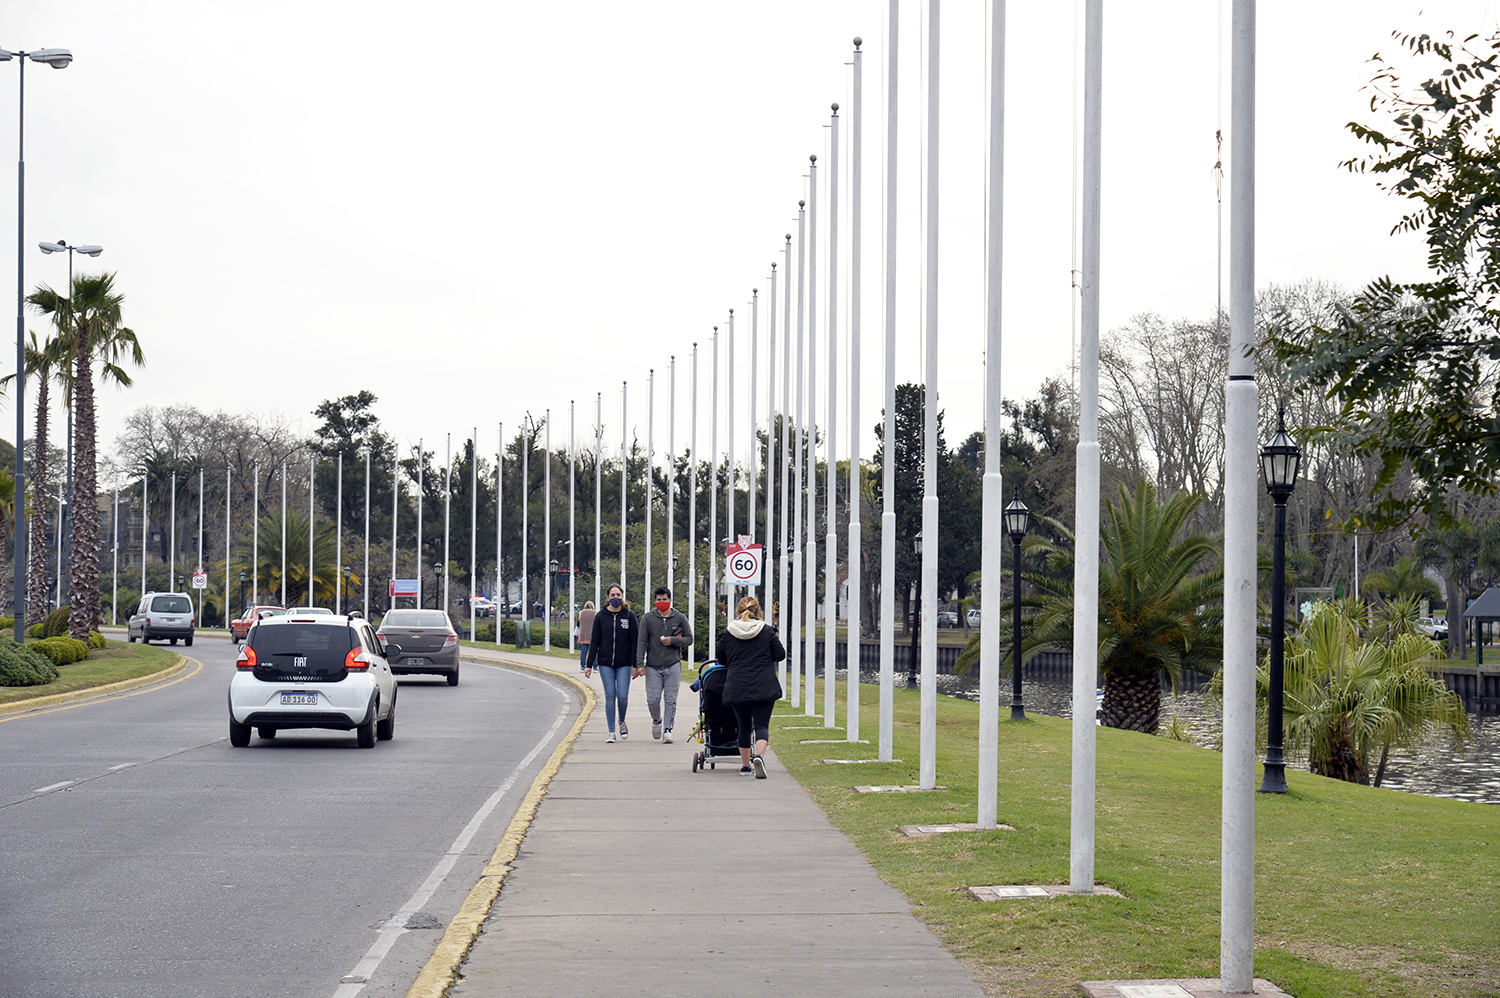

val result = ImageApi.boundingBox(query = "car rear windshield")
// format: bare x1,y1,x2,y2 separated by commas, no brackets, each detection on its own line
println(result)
252,624,354,657
151,596,193,614
383,610,450,628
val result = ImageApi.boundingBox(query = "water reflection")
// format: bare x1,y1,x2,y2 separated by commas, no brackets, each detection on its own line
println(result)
843,669,1500,807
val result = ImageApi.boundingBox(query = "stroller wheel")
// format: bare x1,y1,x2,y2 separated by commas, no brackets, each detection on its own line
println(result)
692,754,699,773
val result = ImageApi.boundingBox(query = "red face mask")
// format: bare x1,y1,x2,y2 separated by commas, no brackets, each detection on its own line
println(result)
655,600,671,614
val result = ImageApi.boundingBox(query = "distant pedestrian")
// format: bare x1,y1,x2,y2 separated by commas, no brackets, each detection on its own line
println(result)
576,601,596,671
717,595,785,778
638,586,693,744
585,584,639,743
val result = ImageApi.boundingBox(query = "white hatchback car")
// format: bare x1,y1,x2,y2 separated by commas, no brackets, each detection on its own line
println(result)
229,613,403,748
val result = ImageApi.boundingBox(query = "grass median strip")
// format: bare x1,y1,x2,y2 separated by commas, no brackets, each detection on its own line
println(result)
0,641,180,708
772,679,1500,998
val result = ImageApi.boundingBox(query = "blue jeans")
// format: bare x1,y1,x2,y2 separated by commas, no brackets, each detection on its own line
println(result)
579,642,590,669
597,665,632,732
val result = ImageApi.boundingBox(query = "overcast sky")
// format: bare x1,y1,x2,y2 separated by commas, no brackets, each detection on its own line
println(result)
4,0,1499,485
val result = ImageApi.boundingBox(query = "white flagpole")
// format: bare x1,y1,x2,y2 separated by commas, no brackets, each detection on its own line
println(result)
848,40,864,744
767,263,779,691
791,202,806,708
444,433,452,616
280,463,286,606
979,2,1007,827
522,420,530,640
470,427,478,642
646,370,654,604
569,405,576,652
919,0,941,790
594,393,602,611
668,359,676,596
252,460,259,603
879,0,899,762
620,383,627,592
545,412,552,652
780,234,793,697
806,152,820,719
1222,0,1260,987
224,467,232,627
709,329,719,661
727,308,736,612
336,452,343,614
364,447,371,619
141,477,147,599
825,103,840,730
496,424,503,631
688,346,698,669
416,439,424,608
308,454,315,606
113,486,120,625
390,445,400,612
1072,0,1102,893
197,467,204,622
750,289,760,572
170,470,177,591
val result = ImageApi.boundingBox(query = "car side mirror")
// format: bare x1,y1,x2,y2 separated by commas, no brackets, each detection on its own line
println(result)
384,643,402,662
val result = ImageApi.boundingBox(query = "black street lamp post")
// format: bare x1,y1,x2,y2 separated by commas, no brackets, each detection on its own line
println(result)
238,570,247,617
907,531,922,689
1259,410,1301,795
431,564,442,612
1003,496,1032,721
549,558,559,618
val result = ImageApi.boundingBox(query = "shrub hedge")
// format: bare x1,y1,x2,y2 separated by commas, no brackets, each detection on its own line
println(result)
0,638,59,686
88,631,107,649
40,606,70,638
32,636,90,666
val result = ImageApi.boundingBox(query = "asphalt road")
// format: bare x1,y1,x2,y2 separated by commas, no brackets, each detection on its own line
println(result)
0,638,581,998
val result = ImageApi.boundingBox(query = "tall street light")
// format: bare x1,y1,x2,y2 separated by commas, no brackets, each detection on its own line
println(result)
907,531,922,689
2,44,73,640
1003,496,1032,722
1259,410,1300,795
38,238,101,606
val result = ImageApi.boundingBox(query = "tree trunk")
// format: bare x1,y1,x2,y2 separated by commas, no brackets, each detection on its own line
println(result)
27,381,51,625
69,328,99,640
1100,671,1161,733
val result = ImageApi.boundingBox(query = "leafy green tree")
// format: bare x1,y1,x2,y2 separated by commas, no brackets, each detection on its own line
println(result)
1265,29,1500,530
1016,481,1224,733
234,509,345,606
1361,555,1442,607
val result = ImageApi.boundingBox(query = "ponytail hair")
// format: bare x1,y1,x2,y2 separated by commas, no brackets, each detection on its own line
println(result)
736,595,762,621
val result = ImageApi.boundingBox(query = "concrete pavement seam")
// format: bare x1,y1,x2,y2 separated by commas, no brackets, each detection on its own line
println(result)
0,654,190,717
403,657,595,998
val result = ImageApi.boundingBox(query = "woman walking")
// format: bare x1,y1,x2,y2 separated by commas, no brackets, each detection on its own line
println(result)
585,584,640,743
576,600,596,672
717,595,785,778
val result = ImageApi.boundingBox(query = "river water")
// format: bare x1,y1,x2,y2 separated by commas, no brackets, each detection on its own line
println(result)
842,669,1500,806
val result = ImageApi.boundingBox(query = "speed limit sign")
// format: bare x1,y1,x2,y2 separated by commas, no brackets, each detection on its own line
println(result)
191,571,208,590
725,541,763,585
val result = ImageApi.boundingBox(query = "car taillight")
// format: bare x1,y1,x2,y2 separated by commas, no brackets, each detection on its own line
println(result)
443,634,458,648
236,646,257,669
345,648,372,670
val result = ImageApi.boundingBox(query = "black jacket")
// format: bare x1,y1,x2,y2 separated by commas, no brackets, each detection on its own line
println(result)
717,620,786,705
587,607,640,669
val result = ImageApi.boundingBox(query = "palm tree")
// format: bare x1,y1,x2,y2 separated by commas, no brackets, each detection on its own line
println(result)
1008,481,1224,733
5,330,71,624
1277,601,1470,786
0,466,14,611
234,510,343,606
29,273,143,638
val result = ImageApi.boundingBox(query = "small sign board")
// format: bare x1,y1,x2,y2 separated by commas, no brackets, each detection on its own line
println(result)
725,540,762,585
191,571,208,590
389,578,419,599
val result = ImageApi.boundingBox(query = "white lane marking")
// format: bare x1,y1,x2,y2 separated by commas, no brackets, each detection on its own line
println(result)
330,672,572,998
108,763,135,771
33,781,75,793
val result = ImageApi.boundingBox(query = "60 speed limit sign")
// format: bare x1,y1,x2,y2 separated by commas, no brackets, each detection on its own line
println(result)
725,542,763,585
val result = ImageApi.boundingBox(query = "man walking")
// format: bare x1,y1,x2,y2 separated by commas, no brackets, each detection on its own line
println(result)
638,585,693,743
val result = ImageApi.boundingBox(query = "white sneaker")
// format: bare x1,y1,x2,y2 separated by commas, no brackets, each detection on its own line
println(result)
663,729,674,744
752,755,767,779
605,732,616,744
652,721,662,739
619,721,629,740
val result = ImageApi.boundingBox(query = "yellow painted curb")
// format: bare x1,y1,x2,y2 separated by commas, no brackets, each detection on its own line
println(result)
0,653,190,717
404,657,596,998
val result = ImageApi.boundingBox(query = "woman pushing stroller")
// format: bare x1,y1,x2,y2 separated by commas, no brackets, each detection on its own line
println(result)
717,595,785,778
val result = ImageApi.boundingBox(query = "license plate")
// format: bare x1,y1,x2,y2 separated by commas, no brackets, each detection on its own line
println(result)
405,657,427,666
280,693,318,705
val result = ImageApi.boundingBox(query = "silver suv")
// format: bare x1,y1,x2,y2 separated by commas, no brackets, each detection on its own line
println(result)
128,592,196,646
228,613,402,748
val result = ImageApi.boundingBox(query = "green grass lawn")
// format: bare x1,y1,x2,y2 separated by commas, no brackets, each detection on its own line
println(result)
773,679,1500,998
0,639,181,706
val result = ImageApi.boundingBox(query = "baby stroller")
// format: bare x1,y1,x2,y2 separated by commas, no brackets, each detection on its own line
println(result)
690,661,740,772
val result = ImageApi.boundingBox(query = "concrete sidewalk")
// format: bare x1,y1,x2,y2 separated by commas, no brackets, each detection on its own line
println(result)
450,647,987,998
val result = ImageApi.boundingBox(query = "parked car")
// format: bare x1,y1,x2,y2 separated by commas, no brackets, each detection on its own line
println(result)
1418,617,1449,641
230,604,286,643
229,613,400,748
377,608,461,686
967,608,982,628
470,596,497,618
127,592,196,646
936,610,959,628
